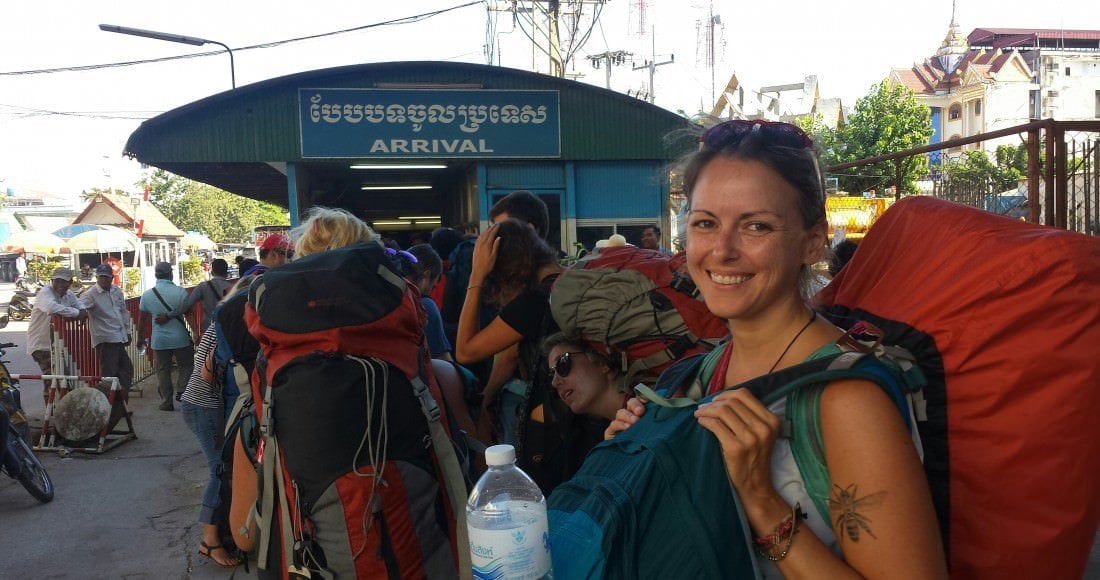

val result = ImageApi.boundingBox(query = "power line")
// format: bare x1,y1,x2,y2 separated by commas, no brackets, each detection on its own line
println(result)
0,1,483,77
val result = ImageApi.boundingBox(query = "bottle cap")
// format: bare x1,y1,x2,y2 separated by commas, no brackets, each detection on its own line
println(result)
484,444,516,466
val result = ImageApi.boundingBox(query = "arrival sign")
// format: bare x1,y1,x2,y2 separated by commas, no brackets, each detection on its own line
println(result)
299,88,561,158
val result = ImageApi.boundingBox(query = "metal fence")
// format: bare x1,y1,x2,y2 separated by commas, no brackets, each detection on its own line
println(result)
825,119,1100,236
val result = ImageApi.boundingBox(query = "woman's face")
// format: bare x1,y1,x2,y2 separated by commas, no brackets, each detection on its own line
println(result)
686,156,825,322
548,345,615,417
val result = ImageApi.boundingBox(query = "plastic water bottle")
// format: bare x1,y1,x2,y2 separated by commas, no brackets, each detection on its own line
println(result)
467,444,553,579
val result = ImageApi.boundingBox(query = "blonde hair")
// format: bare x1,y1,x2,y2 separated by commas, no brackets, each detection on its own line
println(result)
292,206,379,258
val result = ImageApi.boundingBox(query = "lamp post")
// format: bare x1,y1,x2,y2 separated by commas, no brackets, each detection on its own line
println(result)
99,24,235,89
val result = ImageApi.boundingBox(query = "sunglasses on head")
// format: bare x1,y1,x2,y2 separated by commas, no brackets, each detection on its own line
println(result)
550,351,586,379
700,119,813,151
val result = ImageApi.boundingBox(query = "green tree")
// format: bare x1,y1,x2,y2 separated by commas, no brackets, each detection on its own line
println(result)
944,146,1024,193
821,82,934,197
146,170,289,243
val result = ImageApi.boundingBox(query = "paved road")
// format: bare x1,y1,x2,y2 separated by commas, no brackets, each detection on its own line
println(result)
0,281,253,579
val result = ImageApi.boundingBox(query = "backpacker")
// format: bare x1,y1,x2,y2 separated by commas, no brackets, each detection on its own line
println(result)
547,349,913,579
243,242,471,580
549,245,729,387
815,196,1100,579
210,287,258,419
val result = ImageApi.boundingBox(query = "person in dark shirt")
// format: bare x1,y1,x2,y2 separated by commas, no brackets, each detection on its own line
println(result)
456,219,597,492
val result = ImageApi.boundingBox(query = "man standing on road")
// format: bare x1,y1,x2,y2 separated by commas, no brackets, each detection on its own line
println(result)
162,258,231,332
80,264,134,431
241,234,292,276
26,267,88,404
138,262,194,411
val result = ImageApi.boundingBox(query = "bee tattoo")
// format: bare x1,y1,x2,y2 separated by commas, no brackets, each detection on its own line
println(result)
829,483,886,543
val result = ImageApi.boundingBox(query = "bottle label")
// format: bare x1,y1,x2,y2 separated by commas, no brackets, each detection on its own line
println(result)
468,506,551,580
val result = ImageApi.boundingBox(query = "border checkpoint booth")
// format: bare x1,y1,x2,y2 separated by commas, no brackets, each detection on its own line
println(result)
120,61,696,252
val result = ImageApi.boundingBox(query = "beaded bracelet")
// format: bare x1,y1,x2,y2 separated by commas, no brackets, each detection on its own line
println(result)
753,502,802,562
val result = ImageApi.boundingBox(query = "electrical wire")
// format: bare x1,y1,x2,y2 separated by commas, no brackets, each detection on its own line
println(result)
0,1,483,77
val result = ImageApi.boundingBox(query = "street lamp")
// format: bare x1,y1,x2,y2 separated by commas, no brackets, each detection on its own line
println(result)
99,24,235,89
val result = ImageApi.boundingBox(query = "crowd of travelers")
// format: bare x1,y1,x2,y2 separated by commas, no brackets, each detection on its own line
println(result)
25,120,953,577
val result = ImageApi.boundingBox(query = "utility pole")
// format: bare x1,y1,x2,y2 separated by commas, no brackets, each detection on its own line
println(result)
587,50,633,89
632,26,674,104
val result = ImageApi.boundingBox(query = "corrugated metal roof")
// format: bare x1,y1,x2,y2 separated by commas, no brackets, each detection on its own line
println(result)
125,61,695,207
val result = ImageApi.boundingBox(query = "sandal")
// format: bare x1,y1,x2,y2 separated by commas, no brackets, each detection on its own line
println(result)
198,541,240,568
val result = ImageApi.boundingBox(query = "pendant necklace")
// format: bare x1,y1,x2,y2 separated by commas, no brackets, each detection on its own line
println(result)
768,309,818,373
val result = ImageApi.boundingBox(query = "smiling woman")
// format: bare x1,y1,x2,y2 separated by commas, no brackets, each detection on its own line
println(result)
601,119,947,579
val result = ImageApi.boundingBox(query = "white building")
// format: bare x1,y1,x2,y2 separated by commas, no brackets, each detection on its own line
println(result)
889,17,1100,154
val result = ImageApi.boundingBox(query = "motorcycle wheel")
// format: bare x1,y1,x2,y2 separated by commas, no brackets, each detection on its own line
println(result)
11,435,53,503
9,309,27,322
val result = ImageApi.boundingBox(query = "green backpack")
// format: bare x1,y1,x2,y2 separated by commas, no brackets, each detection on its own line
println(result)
546,339,922,578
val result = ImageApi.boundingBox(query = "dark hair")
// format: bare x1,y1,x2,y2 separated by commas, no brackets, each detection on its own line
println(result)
235,255,245,265
681,124,826,230
408,244,443,283
429,227,464,261
645,224,661,236
490,191,549,240
238,258,259,273
485,218,557,304
829,240,858,277
210,258,229,276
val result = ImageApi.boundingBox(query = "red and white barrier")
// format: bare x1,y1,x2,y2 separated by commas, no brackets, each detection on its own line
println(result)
15,373,137,455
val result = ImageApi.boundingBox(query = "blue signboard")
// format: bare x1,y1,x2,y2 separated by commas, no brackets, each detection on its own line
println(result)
299,88,561,158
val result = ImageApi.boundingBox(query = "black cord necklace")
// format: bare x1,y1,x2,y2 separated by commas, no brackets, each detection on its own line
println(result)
768,309,818,373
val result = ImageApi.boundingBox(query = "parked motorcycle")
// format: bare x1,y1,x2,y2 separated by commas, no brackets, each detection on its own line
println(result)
8,291,33,321
0,333,54,503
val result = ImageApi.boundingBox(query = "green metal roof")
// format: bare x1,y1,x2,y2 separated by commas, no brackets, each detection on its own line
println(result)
125,61,696,206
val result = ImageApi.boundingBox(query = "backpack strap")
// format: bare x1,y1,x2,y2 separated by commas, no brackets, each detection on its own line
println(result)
411,347,473,580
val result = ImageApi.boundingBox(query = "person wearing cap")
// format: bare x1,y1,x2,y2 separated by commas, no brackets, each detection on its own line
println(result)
138,262,194,411
160,258,232,333
80,264,134,431
242,233,293,276
26,267,89,404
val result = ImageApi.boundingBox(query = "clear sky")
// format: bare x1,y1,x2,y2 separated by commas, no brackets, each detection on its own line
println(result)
0,0,1094,200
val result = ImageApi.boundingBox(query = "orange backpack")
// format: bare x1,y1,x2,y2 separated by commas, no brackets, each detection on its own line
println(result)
816,196,1100,579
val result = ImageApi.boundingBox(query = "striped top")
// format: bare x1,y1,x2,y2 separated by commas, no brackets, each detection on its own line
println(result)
181,325,221,409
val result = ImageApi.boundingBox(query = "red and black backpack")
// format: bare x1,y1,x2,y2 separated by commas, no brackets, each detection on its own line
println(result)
244,241,470,579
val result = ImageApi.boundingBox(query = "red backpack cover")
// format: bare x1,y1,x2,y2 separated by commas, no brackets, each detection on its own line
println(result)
550,246,729,386
816,196,1100,579
244,242,469,579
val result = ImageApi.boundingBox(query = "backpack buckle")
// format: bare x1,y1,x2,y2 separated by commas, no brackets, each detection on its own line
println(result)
669,273,699,297
413,378,442,423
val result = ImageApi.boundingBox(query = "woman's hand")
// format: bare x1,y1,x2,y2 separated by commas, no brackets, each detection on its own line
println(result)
604,397,646,440
470,223,501,285
694,388,781,501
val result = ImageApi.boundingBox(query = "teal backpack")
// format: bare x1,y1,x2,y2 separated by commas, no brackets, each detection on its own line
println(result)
547,336,922,579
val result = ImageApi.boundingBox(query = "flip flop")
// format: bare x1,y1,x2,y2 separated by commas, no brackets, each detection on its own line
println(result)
198,541,240,568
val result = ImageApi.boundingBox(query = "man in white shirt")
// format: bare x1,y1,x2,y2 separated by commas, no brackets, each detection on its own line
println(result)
26,267,88,404
80,264,134,431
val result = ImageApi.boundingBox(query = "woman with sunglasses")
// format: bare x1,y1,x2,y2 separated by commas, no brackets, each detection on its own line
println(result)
456,218,601,493
543,333,628,422
608,120,946,578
